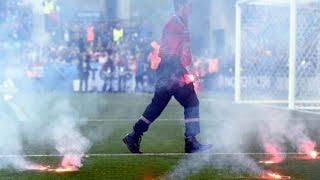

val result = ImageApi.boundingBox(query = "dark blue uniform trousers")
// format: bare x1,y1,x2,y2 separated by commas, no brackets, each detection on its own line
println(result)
133,56,200,137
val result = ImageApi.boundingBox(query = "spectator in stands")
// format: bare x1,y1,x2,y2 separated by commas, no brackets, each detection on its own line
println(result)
126,53,137,93
42,0,56,32
117,54,129,92
86,23,95,48
89,54,100,92
63,23,70,45
139,20,152,43
135,53,148,92
77,52,91,92
78,37,86,53
101,23,112,48
1,1,168,93
113,23,124,44
100,49,115,92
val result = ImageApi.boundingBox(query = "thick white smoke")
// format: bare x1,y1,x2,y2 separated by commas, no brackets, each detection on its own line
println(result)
0,90,93,170
0,0,96,170
285,122,316,155
0,113,26,170
52,118,91,168
0,109,45,170
166,103,263,178
257,108,316,161
46,99,92,168
167,103,318,178
257,110,289,163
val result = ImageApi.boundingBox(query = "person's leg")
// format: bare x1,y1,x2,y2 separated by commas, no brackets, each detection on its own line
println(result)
79,77,83,92
136,87,172,132
174,83,200,137
84,76,89,92
101,79,106,92
174,83,212,153
107,78,111,92
124,57,179,153
123,78,172,153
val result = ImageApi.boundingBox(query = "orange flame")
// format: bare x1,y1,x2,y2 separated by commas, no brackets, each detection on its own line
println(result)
262,171,291,179
56,167,78,173
183,74,196,84
298,139,317,159
262,143,285,164
309,151,318,159
48,166,78,173
187,74,195,82
26,164,50,171
259,160,276,164
267,173,282,179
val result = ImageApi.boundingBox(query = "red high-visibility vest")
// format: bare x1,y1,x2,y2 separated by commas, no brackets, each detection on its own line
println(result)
208,58,220,73
87,26,95,42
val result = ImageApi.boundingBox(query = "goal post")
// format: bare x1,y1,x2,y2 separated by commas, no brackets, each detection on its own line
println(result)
288,0,297,109
235,0,320,110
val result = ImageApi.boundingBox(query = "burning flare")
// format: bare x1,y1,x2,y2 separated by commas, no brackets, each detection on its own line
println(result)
61,154,84,168
183,74,196,84
187,74,195,82
25,164,50,171
261,171,291,179
46,154,86,173
25,164,78,173
49,166,79,173
266,173,289,179
261,143,285,164
259,160,277,164
298,140,318,159
309,150,318,159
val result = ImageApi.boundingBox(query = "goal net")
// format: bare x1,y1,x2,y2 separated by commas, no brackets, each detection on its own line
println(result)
235,0,320,110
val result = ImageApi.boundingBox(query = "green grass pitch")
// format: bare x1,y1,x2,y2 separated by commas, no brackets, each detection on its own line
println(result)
0,93,320,179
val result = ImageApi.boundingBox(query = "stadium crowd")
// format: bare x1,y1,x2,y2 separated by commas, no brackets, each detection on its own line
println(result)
0,0,235,93
0,0,32,41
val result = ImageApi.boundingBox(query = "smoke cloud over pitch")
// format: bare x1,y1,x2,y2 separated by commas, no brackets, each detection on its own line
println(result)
167,102,317,178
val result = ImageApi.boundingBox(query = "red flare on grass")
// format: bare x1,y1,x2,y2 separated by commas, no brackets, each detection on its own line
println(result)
291,153,320,160
298,140,318,159
309,150,318,159
262,143,285,164
259,160,277,164
48,166,79,173
267,173,282,179
26,164,50,171
266,173,290,179
261,171,291,179
61,154,84,168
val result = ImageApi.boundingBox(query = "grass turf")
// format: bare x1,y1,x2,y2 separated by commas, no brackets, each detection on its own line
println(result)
0,93,319,179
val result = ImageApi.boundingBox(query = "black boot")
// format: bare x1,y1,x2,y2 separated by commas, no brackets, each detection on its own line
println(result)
185,136,212,153
123,132,142,154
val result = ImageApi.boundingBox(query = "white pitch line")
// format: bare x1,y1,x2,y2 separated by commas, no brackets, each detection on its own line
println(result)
21,119,184,122
63,118,320,122
0,152,308,157
21,117,320,123
85,119,183,122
